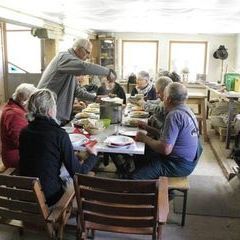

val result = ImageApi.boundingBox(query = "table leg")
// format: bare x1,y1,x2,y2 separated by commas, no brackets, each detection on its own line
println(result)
225,99,235,149
201,99,208,142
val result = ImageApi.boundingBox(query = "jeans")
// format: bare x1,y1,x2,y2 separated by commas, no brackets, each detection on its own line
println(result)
130,139,202,180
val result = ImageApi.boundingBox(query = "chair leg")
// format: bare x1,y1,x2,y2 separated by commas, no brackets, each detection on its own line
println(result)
181,190,188,226
156,224,162,240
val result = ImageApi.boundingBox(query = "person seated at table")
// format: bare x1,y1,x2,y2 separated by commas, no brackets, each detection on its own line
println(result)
131,71,156,101
96,71,126,104
138,76,173,139
19,89,98,206
131,82,202,179
158,69,181,82
1,83,36,168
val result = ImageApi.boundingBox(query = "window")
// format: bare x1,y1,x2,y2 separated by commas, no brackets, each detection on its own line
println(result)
169,41,207,82
6,23,41,73
122,40,158,80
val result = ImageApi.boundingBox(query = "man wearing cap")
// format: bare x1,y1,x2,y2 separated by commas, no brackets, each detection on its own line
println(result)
38,38,115,125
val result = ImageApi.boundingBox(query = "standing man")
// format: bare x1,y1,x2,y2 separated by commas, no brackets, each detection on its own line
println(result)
38,38,114,125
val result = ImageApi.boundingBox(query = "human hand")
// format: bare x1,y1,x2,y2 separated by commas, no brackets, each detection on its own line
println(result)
75,151,89,163
95,96,102,103
137,121,147,130
107,69,117,81
135,131,147,143
85,140,98,156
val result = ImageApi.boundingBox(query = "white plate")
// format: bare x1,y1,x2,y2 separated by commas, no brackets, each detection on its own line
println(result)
105,135,134,146
69,134,89,148
119,130,137,137
107,143,131,148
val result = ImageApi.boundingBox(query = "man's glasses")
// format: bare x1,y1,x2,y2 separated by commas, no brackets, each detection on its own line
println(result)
81,47,90,55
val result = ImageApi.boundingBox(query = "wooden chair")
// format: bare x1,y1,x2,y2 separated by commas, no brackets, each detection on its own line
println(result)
0,174,75,239
74,174,169,240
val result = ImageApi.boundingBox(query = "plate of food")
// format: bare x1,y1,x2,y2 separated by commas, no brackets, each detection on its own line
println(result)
105,135,134,146
75,112,98,119
82,108,100,114
122,118,139,127
129,111,149,118
87,103,100,108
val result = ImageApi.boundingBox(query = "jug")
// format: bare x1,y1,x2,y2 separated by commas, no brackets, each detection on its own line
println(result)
100,102,122,124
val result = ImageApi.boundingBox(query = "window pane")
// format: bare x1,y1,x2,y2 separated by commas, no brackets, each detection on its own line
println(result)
122,41,158,79
169,42,207,82
7,24,41,73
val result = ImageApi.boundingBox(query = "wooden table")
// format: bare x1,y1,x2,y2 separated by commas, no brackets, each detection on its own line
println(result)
187,92,208,142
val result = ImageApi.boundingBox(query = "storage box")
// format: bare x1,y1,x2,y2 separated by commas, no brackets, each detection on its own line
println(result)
224,73,240,91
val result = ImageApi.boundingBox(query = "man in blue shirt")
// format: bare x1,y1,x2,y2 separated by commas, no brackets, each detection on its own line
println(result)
132,82,202,179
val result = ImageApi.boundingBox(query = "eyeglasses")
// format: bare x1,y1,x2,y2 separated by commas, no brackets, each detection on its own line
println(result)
81,47,90,55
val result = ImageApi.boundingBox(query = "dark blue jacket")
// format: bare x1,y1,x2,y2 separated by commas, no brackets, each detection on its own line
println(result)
19,116,97,206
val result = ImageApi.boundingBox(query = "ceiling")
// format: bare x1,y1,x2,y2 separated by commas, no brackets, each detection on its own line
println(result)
1,0,240,34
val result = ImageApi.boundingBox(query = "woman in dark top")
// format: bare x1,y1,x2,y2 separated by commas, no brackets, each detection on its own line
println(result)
97,72,126,104
131,71,156,101
19,89,98,206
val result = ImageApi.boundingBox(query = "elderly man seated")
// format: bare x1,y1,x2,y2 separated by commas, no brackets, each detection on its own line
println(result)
1,83,36,168
131,82,202,179
19,89,98,206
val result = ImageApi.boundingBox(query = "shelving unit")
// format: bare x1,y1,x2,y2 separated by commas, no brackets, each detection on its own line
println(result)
99,37,115,69
90,36,115,69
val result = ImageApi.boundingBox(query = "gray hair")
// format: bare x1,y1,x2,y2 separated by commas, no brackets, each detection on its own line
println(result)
12,83,36,105
155,76,173,92
72,38,92,51
165,82,188,104
27,89,57,121
137,71,150,82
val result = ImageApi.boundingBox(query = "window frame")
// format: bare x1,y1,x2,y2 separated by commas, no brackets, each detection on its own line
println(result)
121,40,159,79
168,40,208,78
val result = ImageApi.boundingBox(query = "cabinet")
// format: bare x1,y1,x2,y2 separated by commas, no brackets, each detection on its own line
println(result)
90,37,115,69
99,38,115,69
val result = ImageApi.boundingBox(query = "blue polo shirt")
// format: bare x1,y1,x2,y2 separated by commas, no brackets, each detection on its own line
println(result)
161,105,198,162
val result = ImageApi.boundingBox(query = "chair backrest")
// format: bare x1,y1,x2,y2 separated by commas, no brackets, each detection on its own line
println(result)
0,174,49,227
74,174,168,237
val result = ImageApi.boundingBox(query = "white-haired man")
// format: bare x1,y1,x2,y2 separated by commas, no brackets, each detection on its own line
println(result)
133,82,202,179
38,38,115,125
1,83,36,168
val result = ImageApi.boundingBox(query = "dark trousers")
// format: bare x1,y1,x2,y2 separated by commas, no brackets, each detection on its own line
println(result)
130,143,201,180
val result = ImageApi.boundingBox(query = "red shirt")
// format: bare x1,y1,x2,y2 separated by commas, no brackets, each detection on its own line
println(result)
0,99,28,168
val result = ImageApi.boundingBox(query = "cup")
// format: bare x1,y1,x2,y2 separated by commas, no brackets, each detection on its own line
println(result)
101,119,111,128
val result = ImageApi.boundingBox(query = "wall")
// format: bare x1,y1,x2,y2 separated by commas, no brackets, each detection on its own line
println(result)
7,73,41,98
114,33,237,83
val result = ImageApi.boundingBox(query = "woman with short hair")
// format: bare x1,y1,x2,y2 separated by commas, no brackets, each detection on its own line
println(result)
0,83,36,168
131,71,156,100
19,89,98,206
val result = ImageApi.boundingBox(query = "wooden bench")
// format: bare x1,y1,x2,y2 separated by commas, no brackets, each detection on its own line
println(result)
168,177,190,227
